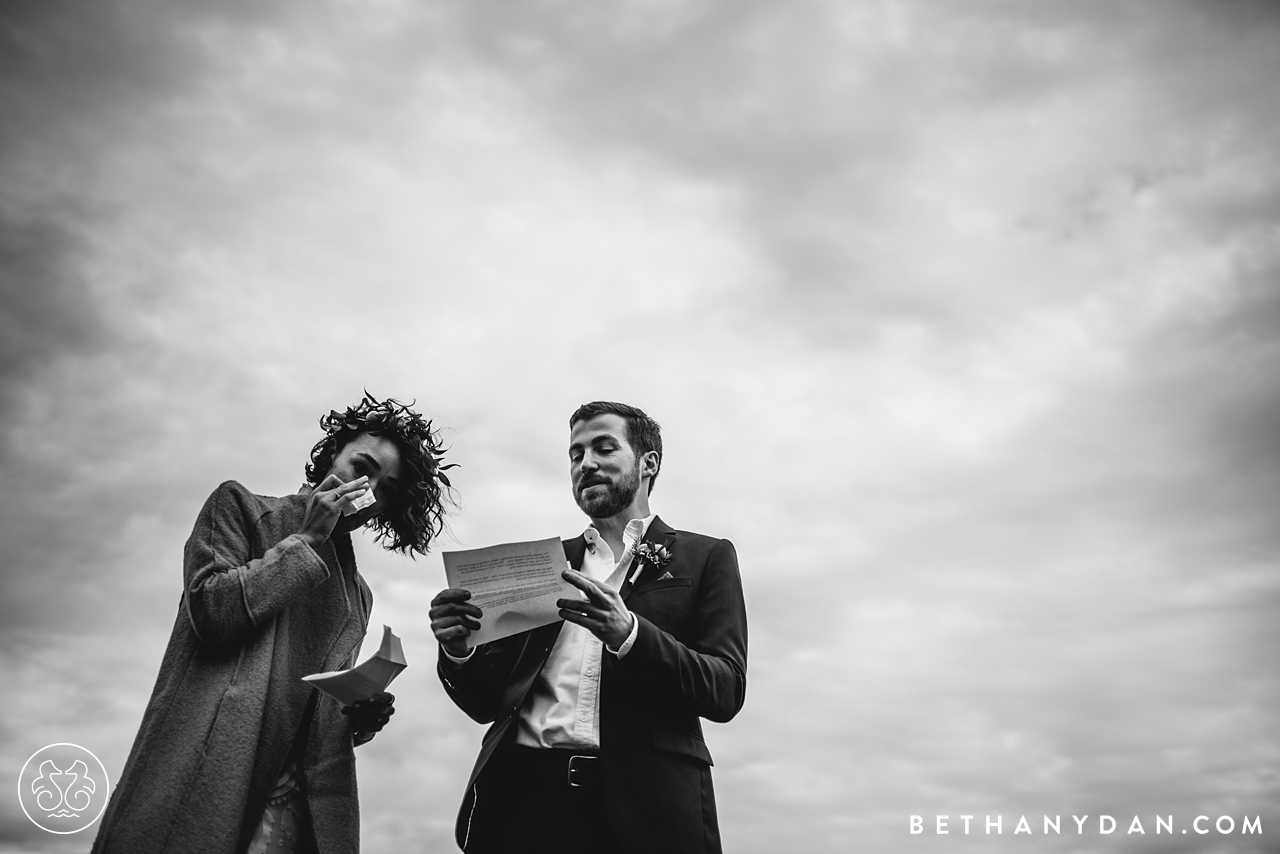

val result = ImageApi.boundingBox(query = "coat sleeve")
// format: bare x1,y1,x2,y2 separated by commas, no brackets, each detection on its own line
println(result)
436,634,527,724
183,481,331,647
618,538,748,723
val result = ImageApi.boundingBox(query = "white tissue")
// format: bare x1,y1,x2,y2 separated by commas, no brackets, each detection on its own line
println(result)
342,488,376,516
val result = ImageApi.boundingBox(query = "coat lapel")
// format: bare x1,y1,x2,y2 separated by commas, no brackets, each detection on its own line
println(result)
563,535,587,572
621,515,677,602
520,534,586,661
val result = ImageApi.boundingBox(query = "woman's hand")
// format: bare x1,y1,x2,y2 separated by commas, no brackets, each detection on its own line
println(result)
299,474,368,550
343,691,395,740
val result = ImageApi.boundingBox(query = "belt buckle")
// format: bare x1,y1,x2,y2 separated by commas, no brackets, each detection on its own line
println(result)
566,754,598,788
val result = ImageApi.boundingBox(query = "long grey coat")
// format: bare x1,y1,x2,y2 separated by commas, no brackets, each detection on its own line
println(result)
92,480,372,854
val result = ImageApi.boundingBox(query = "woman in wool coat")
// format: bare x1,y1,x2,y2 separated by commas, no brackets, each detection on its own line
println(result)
92,394,454,854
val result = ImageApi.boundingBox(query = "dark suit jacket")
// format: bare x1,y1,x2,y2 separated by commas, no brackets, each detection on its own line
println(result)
437,516,748,854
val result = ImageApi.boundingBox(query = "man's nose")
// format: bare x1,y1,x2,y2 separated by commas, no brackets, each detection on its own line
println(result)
579,452,600,472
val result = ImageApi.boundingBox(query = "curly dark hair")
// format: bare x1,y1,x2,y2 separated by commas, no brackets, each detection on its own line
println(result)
305,393,455,556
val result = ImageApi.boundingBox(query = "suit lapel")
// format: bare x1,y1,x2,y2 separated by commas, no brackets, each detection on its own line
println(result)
507,536,583,680
621,515,677,602
563,535,587,572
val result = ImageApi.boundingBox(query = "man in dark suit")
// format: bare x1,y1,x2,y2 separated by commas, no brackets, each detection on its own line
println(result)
430,401,748,854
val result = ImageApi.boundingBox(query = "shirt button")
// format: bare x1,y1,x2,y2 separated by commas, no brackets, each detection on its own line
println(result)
585,668,595,677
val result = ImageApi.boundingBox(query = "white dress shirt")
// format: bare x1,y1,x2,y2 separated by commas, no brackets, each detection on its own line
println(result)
444,516,651,749
513,515,650,749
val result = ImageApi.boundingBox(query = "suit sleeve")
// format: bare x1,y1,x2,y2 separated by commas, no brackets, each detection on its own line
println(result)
183,480,331,647
436,636,526,724
619,538,748,723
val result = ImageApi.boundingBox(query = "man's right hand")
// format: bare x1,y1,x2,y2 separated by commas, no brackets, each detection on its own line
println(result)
430,588,482,659
299,474,369,550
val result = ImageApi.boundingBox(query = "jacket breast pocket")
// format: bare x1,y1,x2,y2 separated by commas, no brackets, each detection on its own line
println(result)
633,576,693,595
632,576,695,634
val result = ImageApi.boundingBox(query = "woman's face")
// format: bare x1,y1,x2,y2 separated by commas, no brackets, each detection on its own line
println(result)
327,432,404,530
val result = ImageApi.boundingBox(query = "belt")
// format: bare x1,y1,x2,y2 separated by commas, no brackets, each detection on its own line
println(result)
497,744,603,789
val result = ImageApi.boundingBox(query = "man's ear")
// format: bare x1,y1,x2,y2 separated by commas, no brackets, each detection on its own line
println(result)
639,450,660,480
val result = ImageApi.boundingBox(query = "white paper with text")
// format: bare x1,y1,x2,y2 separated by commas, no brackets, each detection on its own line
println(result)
442,536,574,647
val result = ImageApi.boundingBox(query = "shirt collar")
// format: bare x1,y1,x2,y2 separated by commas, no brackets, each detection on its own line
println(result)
583,515,655,552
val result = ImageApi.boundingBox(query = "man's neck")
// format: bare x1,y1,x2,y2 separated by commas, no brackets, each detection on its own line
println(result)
589,494,651,557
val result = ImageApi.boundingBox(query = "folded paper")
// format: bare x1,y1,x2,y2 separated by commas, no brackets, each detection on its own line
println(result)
302,625,406,705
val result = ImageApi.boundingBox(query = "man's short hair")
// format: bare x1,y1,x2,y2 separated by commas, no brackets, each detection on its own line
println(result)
569,401,663,495
305,392,455,556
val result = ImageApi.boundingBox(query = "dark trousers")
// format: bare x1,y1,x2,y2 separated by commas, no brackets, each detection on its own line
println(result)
463,744,621,854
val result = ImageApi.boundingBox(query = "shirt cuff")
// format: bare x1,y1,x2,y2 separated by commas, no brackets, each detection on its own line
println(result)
443,645,474,665
608,613,639,659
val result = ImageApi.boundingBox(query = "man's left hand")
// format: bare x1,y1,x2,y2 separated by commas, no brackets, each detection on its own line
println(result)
343,691,395,738
558,569,634,649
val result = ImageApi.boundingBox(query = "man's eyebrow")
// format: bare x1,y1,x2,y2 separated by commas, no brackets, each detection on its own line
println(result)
569,434,622,452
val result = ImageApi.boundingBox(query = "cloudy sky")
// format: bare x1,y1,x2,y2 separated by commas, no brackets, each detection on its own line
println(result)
2,0,1278,851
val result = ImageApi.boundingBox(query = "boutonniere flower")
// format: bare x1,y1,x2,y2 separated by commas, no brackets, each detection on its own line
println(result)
626,541,674,586
634,542,673,571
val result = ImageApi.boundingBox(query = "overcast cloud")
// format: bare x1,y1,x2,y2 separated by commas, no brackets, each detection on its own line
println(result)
1,1,1277,851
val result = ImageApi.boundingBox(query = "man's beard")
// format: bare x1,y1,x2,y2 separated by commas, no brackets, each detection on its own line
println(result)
575,463,640,518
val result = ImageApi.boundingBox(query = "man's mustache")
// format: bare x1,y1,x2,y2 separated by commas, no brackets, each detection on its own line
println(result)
579,477,611,490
